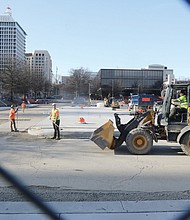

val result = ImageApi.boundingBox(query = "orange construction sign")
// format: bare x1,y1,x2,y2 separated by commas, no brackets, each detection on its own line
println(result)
142,97,150,102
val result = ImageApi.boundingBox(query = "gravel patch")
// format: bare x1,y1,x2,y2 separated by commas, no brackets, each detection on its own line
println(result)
0,186,190,202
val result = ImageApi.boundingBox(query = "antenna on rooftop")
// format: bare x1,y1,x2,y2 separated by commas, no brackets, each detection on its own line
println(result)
5,6,12,16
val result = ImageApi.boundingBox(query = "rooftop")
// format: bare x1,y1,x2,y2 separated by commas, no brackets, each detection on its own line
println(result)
0,15,15,22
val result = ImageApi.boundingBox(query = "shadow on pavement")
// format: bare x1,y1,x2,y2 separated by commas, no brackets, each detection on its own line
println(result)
114,144,185,156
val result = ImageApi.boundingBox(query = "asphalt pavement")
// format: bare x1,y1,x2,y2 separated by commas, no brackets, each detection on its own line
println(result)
0,103,190,219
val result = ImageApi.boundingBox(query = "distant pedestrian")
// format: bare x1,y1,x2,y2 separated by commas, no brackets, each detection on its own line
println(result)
49,103,60,140
21,101,26,112
9,105,18,132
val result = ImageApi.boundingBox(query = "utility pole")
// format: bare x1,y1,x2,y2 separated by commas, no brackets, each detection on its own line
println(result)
56,67,58,84
56,67,58,95
112,80,114,97
89,82,91,106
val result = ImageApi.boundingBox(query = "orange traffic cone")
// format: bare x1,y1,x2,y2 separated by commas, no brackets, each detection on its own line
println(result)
79,117,86,124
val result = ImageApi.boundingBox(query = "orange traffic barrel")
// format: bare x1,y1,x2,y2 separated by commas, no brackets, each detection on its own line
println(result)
79,117,86,124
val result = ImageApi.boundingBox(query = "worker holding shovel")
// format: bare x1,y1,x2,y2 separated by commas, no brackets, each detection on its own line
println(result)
49,103,60,140
9,105,19,132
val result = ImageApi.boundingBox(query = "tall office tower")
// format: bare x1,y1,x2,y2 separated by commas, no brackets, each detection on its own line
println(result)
25,50,52,83
0,7,27,71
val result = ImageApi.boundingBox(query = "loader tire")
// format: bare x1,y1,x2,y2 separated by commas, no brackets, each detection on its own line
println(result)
181,132,190,156
126,128,153,155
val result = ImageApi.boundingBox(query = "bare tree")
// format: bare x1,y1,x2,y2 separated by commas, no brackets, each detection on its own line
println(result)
0,57,26,102
30,73,46,99
0,57,53,101
88,75,102,99
65,67,91,97
101,79,123,98
112,79,123,97
43,79,52,98
15,65,31,97
90,75,100,94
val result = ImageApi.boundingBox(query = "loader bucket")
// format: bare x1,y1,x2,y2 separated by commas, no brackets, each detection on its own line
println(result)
90,120,115,150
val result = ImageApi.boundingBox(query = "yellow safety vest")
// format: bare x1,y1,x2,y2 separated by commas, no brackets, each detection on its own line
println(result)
178,95,188,109
51,108,60,120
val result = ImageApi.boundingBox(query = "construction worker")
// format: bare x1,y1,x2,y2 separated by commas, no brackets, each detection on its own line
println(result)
49,103,60,140
9,105,18,132
170,90,188,120
21,101,26,112
177,90,188,109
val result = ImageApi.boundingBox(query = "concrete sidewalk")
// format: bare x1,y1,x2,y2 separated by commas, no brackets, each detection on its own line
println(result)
0,200,190,220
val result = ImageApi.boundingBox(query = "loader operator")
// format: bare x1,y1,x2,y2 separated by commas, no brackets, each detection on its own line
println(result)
169,90,188,120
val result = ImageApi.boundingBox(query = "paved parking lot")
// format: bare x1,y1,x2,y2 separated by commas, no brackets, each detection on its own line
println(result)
0,104,190,219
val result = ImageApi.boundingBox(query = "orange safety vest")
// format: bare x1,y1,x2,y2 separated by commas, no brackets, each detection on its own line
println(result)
9,109,16,120
21,103,26,108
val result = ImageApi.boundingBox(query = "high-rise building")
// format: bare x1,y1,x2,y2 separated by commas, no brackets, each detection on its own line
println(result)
25,50,52,82
0,7,27,71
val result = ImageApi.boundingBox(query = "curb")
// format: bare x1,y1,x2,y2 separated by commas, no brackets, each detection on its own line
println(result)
28,127,95,139
0,200,190,220
27,127,120,139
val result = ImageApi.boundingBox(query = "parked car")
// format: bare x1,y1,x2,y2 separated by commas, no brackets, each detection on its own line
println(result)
72,97,88,106
26,98,36,104
35,99,50,104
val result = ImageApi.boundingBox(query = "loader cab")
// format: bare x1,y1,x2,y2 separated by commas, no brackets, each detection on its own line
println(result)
161,83,190,142
161,84,190,123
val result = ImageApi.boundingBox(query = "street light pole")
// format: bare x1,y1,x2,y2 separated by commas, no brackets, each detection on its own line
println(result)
112,80,114,97
89,83,91,106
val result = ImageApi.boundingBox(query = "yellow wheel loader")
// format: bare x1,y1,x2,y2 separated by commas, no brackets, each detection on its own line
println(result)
91,83,190,155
